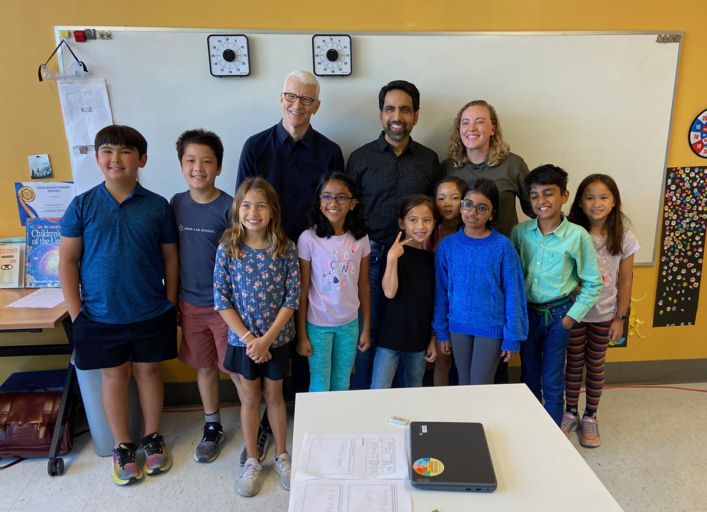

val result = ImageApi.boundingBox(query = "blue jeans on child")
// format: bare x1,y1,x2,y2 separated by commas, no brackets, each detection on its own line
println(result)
307,319,359,392
370,347,427,389
353,240,385,390
520,299,573,426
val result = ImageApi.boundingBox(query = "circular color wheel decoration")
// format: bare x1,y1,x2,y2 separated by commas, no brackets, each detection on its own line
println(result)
412,457,445,477
689,108,707,158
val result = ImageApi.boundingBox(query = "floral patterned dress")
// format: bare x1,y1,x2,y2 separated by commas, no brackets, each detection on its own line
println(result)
213,241,300,348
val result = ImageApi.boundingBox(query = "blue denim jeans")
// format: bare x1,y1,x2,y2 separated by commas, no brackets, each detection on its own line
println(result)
520,300,573,426
353,240,385,390
370,346,427,389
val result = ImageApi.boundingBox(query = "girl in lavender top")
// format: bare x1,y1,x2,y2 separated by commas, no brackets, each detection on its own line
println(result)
296,172,371,391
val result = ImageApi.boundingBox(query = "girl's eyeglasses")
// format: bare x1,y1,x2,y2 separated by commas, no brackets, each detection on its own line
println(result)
460,199,491,214
320,193,353,204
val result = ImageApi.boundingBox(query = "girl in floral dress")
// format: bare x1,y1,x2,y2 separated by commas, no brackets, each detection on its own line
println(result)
214,177,300,497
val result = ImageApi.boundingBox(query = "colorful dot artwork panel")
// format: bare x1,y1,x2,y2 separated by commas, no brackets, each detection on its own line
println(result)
653,166,707,327
689,109,707,158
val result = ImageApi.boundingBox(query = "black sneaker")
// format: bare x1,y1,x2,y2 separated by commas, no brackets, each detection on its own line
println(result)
194,422,225,463
239,427,270,466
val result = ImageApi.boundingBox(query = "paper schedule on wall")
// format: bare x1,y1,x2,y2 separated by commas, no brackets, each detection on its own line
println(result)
57,79,112,194
58,79,112,145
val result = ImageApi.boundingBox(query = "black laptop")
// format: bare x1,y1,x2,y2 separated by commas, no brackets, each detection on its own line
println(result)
409,421,497,492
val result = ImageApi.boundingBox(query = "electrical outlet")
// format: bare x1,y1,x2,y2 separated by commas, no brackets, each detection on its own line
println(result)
97,30,112,40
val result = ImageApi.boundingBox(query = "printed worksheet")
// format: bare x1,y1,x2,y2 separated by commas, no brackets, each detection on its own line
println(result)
7,288,65,308
289,480,412,512
57,79,113,146
297,433,408,480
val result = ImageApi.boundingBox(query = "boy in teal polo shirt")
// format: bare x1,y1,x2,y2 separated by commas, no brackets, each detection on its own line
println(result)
511,164,602,426
59,125,179,485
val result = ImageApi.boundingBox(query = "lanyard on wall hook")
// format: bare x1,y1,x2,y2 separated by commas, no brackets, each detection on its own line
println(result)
38,39,89,82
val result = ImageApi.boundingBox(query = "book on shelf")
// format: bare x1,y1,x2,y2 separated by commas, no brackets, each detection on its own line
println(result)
0,237,25,288
25,218,61,288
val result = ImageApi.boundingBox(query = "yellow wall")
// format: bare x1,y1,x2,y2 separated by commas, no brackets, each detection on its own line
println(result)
2,0,706,383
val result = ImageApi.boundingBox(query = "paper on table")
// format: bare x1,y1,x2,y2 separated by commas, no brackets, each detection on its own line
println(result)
296,433,408,480
7,288,65,308
289,479,412,512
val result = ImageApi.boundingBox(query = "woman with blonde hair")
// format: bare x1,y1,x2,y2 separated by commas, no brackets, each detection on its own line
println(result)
444,100,533,237
443,100,533,384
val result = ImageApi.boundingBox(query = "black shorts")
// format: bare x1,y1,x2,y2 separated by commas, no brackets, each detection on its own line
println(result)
72,307,177,370
223,343,290,381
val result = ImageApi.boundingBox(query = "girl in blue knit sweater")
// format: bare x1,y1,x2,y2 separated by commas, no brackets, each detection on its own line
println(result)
433,179,528,384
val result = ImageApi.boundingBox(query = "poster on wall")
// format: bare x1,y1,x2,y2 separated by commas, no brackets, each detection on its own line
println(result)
57,79,112,195
14,181,75,226
653,166,707,327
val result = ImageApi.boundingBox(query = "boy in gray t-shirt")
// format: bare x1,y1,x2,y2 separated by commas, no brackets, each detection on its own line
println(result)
170,129,233,463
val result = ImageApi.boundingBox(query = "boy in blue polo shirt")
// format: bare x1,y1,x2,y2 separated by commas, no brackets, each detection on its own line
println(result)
511,164,603,426
59,125,179,485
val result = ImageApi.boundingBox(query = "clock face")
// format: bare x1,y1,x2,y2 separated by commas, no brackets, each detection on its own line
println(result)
689,108,707,158
207,34,250,77
312,34,352,76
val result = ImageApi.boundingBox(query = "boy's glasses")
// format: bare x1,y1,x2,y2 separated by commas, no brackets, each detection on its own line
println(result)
320,193,353,204
460,199,491,214
282,92,316,106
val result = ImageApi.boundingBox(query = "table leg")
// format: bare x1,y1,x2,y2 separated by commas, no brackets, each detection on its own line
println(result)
47,317,76,477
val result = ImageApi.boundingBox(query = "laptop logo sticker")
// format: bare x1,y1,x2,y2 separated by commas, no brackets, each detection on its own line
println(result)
413,457,445,477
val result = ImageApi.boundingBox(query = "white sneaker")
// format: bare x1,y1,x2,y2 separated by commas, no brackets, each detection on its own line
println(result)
273,453,291,490
237,457,263,497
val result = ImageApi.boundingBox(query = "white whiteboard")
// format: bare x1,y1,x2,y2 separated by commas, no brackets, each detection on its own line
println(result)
56,28,681,265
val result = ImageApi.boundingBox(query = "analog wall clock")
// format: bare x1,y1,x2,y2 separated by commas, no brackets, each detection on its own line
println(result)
207,34,251,77
312,34,352,76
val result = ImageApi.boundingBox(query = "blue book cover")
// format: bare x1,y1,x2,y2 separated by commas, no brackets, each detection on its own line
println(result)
25,218,61,288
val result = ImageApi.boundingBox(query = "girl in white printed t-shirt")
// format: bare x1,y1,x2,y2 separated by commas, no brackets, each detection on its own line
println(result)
563,174,639,448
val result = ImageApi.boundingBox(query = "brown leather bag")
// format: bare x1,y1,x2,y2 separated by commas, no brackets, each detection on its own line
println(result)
0,391,73,457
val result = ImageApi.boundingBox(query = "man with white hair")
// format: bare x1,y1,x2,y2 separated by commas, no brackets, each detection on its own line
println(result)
237,70,344,241
235,70,344,474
